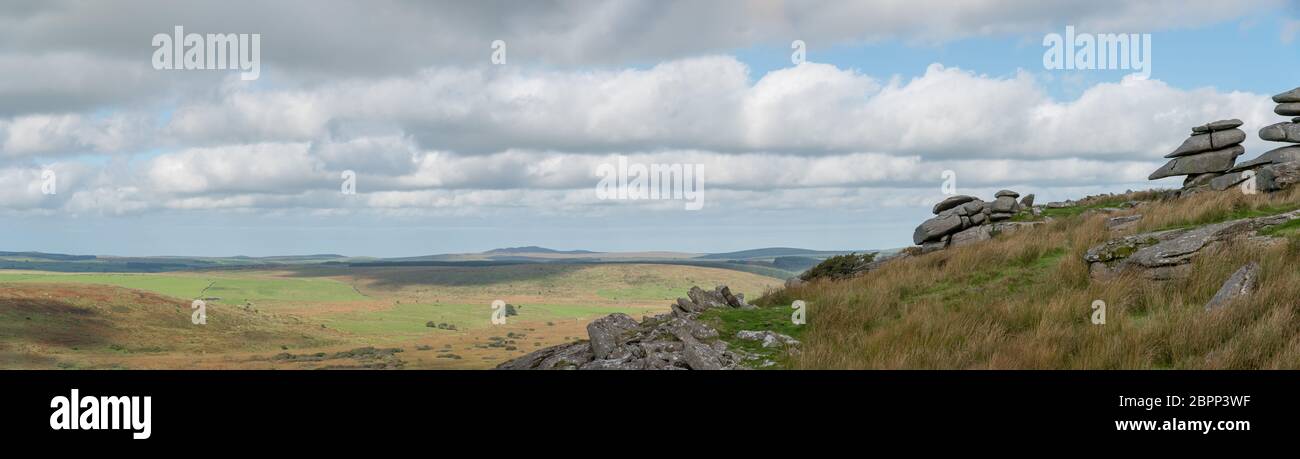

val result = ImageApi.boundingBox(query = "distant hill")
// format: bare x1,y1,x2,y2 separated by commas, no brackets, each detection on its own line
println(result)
695,247,867,260
483,246,597,255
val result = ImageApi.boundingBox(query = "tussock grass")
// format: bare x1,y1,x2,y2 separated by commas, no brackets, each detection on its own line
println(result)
772,187,1300,369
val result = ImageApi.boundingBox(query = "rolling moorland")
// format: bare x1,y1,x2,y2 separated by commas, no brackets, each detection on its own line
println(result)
0,253,803,369
6,187,1299,370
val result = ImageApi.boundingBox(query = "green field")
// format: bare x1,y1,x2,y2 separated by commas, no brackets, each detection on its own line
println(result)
0,272,365,304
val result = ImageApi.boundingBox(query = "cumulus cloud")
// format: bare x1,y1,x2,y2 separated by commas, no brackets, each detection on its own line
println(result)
157,59,1276,159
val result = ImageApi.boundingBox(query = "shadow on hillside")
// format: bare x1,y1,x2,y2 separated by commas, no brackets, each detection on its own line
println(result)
275,263,590,289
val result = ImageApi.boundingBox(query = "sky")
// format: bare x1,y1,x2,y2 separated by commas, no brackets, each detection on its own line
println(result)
2,0,1299,257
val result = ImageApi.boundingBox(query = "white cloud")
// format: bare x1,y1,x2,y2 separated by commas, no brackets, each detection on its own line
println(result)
158,59,1276,160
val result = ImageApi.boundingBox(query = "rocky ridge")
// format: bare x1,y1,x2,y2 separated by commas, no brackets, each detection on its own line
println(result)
496,285,798,370
1084,209,1300,280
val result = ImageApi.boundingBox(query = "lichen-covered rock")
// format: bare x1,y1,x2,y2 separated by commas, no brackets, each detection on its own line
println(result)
1086,210,1300,280
1205,262,1261,311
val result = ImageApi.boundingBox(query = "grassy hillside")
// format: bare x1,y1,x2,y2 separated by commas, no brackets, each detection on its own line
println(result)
0,283,335,369
771,187,1300,369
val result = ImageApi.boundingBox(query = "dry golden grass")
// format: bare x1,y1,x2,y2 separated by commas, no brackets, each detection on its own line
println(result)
775,187,1300,369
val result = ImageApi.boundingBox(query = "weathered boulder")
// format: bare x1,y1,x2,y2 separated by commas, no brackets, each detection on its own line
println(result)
1210,171,1251,191
1086,210,1300,280
995,190,1020,199
1149,145,1244,179
1255,161,1300,192
920,235,950,253
1231,146,1300,171
913,213,963,244
1276,103,1300,116
991,195,1018,213
1274,87,1300,103
1019,193,1035,208
1259,122,1300,143
932,195,978,214
1165,129,1246,157
587,313,640,360
1204,262,1261,311
949,225,992,248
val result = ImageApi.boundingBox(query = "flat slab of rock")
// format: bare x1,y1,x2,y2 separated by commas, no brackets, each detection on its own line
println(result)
1277,103,1300,116
1274,87,1300,103
1165,129,1246,158
1205,262,1260,311
932,195,978,214
1086,210,1300,280
1191,119,1243,133
1231,145,1300,171
1106,214,1143,231
1149,145,1244,179
1259,122,1300,143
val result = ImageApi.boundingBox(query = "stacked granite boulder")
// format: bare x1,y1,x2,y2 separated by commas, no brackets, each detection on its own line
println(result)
912,190,1040,252
1213,87,1300,192
1148,119,1246,192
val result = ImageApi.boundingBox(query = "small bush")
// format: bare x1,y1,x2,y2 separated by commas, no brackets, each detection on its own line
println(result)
800,252,876,281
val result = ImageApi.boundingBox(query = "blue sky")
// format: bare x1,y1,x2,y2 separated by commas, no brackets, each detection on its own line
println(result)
1,1,1297,257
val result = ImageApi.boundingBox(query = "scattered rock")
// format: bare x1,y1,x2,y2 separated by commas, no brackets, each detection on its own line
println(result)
1205,262,1261,311
735,330,800,349
1106,214,1143,231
